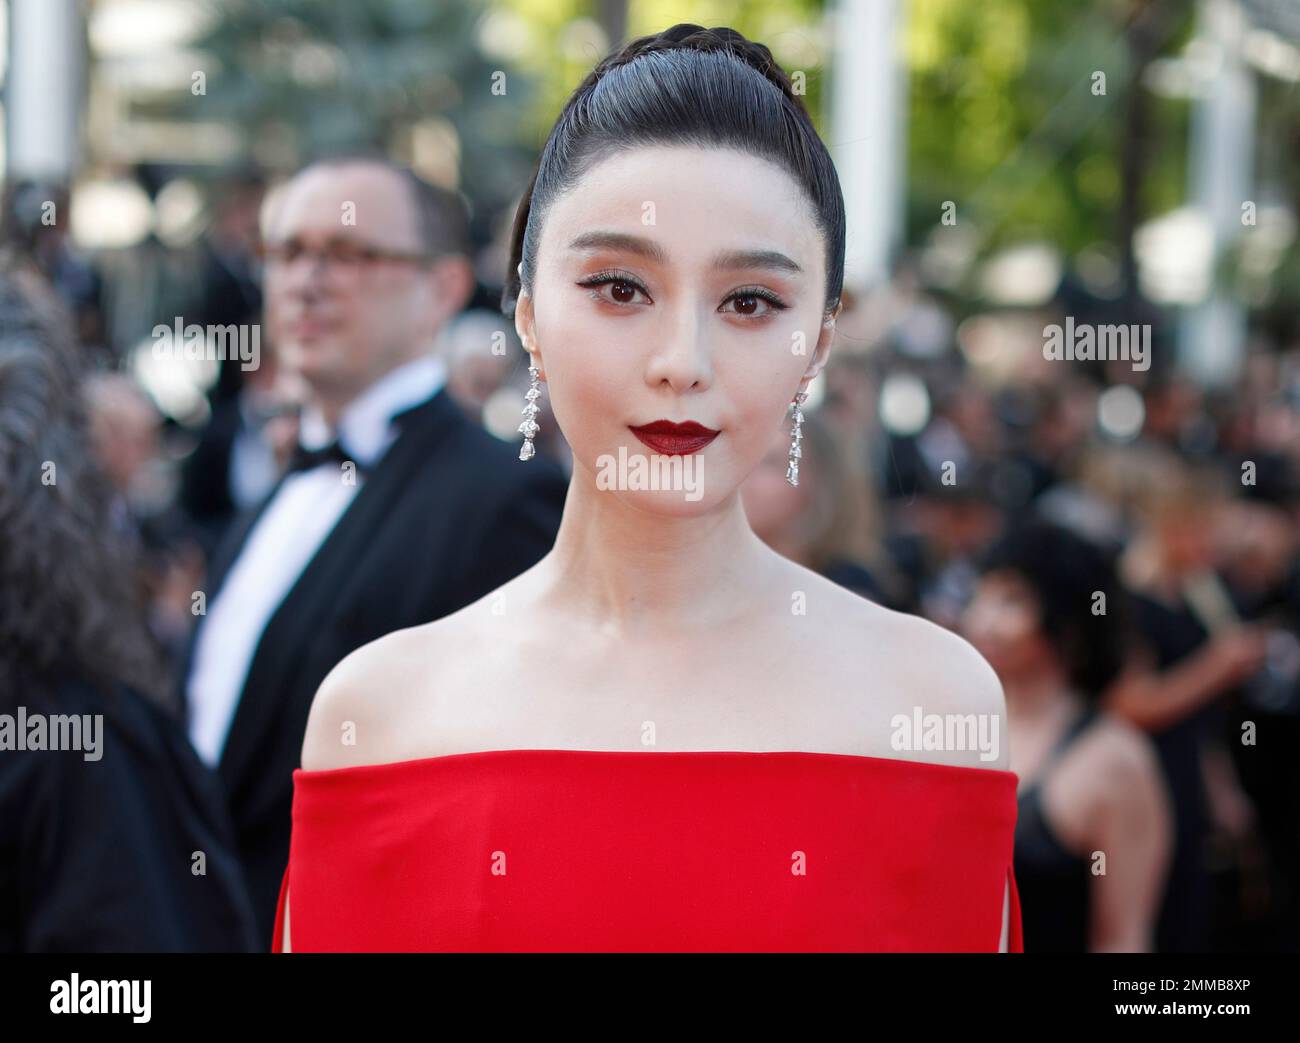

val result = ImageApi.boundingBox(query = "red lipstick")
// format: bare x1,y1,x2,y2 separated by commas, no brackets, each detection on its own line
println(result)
628,419,720,456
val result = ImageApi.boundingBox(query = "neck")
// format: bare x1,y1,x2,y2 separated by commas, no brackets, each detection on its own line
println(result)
314,390,353,429
757,525,813,570
310,350,427,428
1122,535,1181,598
1003,671,1078,721
536,468,781,637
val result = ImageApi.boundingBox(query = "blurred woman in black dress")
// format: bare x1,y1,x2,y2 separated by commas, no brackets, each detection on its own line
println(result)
961,517,1173,951
1105,454,1270,951
0,260,258,951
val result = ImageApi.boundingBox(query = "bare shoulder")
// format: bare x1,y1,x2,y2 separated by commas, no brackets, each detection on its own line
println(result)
299,624,430,772
797,568,1009,770
300,606,483,772
874,604,1009,771
880,606,1006,718
1078,711,1165,793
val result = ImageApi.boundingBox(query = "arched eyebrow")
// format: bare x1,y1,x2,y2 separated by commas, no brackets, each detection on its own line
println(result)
567,231,802,275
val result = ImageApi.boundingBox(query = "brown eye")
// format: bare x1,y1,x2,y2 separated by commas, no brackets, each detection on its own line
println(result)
579,273,651,306
609,280,639,304
721,287,787,318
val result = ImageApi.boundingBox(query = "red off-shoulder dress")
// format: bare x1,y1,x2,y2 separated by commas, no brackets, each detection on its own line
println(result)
272,749,1023,952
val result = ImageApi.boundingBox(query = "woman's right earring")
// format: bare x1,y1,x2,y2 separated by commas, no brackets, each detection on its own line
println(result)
786,391,807,486
519,365,541,461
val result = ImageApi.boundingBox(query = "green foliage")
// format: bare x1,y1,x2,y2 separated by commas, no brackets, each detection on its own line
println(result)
495,0,836,146
906,0,1193,259
169,0,541,233
159,0,1219,296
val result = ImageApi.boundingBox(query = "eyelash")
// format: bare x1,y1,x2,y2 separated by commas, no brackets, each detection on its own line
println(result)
577,271,790,316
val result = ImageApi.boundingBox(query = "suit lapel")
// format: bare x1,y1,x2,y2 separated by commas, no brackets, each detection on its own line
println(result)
176,482,288,730
215,388,465,793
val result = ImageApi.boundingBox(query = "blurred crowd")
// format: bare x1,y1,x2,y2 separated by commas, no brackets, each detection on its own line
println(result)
1,159,1296,953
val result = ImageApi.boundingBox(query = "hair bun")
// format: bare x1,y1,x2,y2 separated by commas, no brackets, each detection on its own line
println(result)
606,23,806,115
503,22,844,320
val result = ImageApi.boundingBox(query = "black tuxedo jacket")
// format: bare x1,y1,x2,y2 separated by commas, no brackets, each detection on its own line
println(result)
178,387,567,946
177,394,242,557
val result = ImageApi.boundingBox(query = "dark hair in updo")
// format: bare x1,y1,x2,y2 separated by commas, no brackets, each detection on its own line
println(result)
502,23,846,319
976,517,1135,701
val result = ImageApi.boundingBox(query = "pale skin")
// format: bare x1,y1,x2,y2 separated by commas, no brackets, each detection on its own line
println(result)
283,146,1013,952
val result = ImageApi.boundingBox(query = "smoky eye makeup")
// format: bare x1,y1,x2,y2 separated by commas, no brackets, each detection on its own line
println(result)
575,270,793,317
577,267,650,296
722,286,790,316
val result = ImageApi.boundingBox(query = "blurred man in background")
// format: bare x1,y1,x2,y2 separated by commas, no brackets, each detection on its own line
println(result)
180,155,566,943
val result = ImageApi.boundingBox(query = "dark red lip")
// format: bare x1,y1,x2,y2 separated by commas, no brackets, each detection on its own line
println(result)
628,419,720,456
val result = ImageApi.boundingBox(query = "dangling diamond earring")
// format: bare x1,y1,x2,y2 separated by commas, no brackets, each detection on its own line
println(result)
519,365,541,461
786,391,807,486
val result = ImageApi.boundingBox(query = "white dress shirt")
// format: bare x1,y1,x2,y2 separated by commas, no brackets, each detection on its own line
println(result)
186,354,448,767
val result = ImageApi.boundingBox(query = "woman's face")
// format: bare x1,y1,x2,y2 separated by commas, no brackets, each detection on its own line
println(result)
516,145,835,515
959,570,1049,681
1158,502,1218,572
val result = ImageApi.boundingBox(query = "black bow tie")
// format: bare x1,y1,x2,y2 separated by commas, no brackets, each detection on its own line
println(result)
285,439,368,476
281,390,442,478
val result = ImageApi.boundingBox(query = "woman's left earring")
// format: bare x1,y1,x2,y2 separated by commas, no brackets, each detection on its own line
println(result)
786,391,807,486
519,365,542,461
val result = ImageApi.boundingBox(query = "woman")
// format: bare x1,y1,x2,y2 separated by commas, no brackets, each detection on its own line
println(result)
1105,453,1268,951
961,518,1173,951
0,261,259,952
275,24,1022,952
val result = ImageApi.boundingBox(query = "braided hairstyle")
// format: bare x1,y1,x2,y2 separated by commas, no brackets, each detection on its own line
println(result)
502,23,845,320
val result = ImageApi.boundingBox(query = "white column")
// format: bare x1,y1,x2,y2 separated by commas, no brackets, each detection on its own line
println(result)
830,0,906,294
1178,0,1256,387
5,0,84,182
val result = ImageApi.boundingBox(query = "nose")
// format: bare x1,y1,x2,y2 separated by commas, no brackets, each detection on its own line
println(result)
644,299,712,395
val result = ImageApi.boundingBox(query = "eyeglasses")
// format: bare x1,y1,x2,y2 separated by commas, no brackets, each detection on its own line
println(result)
256,238,435,273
